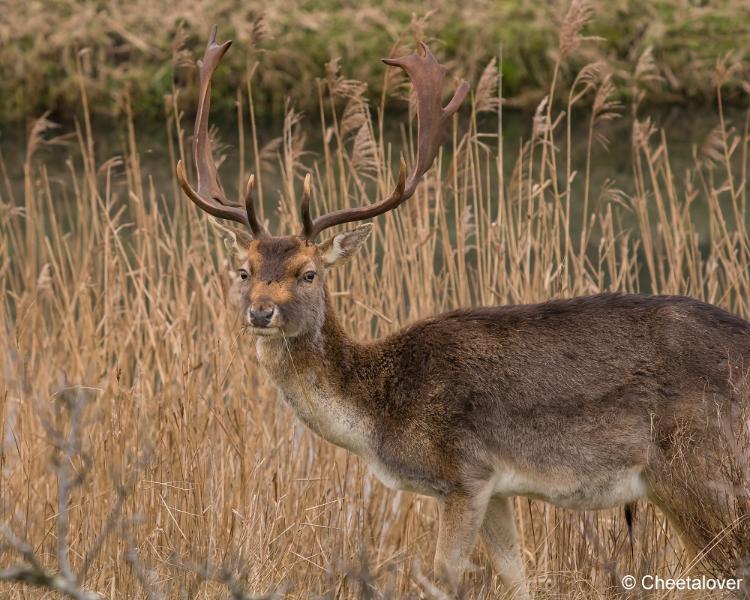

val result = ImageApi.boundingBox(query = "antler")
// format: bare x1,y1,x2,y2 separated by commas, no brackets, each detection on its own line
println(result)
176,26,267,238
300,42,469,240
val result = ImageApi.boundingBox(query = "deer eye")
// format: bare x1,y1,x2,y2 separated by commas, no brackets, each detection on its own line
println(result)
302,271,316,283
238,269,250,281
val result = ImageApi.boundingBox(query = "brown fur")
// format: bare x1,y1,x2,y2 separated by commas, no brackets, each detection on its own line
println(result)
232,233,750,596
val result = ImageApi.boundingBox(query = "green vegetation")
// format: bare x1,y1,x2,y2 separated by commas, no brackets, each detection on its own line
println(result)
2,0,749,123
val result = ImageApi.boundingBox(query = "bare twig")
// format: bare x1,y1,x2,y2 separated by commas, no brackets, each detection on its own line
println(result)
0,389,114,599
168,554,283,600
0,524,100,599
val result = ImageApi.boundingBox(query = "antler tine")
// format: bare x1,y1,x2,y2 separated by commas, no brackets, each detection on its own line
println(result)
176,25,268,238
299,173,314,239
302,42,469,240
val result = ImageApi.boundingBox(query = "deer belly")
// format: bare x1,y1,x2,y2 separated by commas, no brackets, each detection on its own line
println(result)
493,465,648,510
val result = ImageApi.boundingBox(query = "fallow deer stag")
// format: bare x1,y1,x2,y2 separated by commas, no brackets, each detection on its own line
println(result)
177,27,749,598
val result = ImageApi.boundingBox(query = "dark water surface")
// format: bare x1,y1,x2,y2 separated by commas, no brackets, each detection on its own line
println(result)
2,106,747,238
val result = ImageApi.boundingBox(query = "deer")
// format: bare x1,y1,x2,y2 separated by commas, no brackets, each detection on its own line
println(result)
176,27,750,598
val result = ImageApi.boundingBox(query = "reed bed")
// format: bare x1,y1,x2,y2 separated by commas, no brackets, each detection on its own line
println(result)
1,6,750,598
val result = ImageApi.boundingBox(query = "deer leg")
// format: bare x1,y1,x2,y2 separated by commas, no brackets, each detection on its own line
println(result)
433,490,490,595
646,456,746,580
646,491,701,560
480,496,529,599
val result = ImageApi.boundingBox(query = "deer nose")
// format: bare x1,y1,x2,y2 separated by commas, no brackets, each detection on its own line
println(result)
249,305,275,327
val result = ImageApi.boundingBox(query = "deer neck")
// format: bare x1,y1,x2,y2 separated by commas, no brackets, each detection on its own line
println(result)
254,293,374,455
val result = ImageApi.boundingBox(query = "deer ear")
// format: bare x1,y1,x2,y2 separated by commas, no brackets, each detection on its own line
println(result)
318,223,372,268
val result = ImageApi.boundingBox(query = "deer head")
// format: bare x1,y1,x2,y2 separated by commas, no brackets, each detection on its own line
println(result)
176,26,469,338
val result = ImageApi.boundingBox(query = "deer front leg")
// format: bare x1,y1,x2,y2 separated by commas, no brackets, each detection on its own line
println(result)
433,491,489,595
481,496,529,599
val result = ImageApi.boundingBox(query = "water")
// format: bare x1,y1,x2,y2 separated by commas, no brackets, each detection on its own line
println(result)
1,106,746,238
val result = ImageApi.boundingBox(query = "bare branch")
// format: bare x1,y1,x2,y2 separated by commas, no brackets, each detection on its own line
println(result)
168,554,283,600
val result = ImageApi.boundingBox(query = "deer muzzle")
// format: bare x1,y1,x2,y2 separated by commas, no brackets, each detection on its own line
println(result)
248,304,276,328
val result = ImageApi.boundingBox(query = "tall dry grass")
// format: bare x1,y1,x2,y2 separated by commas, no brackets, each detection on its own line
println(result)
1,9,750,599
